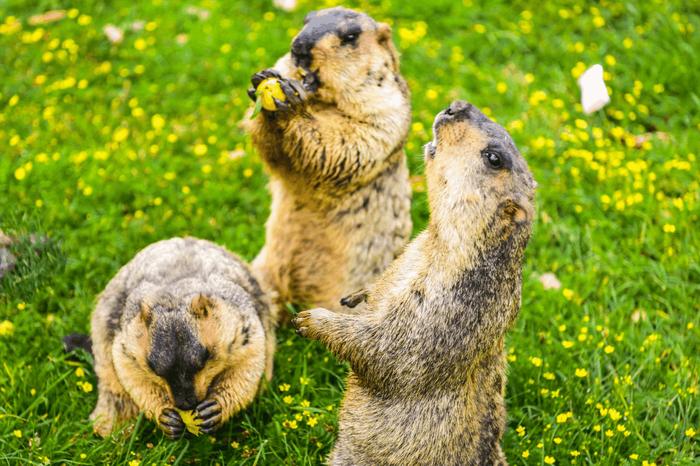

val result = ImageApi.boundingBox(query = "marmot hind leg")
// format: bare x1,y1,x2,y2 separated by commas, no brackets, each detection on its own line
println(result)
90,385,138,437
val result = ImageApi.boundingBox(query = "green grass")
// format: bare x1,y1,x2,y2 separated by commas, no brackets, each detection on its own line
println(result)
1,0,699,464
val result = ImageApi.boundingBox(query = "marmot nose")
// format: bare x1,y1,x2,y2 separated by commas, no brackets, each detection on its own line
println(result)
445,100,473,117
291,37,313,69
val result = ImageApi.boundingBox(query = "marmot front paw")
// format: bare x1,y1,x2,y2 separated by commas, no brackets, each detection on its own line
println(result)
195,398,222,435
158,408,185,439
248,69,307,112
292,308,332,338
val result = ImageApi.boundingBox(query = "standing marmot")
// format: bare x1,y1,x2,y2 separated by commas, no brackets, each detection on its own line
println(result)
246,7,412,313
75,237,275,438
294,100,537,465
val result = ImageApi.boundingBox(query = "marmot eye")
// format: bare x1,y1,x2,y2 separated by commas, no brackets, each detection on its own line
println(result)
484,151,504,169
341,32,358,45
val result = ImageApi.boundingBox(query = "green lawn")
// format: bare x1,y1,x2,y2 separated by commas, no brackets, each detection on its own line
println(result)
1,0,699,464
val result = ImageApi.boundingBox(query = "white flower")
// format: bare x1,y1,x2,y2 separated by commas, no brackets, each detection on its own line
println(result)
103,24,124,44
538,272,561,290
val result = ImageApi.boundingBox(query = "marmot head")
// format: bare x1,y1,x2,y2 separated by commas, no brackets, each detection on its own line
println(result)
290,7,400,97
424,100,536,241
134,294,263,410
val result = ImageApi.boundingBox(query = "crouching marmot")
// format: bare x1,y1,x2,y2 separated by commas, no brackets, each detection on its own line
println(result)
246,7,412,313
294,100,537,465
67,237,276,438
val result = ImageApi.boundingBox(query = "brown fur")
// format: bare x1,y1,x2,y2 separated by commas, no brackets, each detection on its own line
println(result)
246,7,412,314
294,101,537,465
89,237,276,438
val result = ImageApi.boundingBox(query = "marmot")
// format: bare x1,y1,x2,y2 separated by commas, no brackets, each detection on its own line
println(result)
294,100,537,465
246,7,412,313
66,237,276,438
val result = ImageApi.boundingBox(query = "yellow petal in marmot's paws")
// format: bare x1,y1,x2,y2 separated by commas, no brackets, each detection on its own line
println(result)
256,78,286,111
175,409,203,436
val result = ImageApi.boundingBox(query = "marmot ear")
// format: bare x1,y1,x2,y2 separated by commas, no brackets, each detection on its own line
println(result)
377,22,399,72
140,301,153,327
304,11,317,25
191,294,214,319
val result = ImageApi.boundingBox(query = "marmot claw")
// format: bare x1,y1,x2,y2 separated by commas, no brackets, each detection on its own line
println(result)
196,398,222,434
340,289,368,308
159,408,185,439
250,69,282,89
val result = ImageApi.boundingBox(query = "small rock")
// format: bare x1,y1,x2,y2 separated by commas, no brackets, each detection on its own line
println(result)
0,248,16,279
538,272,561,290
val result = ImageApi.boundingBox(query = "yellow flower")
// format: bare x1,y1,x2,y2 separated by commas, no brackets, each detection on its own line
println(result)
562,340,574,349
13,430,22,438
299,376,310,385
278,383,290,392
562,288,575,300
516,425,525,436
544,456,556,464
473,23,486,34
496,82,507,94
243,168,254,178
300,400,310,408
522,450,529,458
530,357,543,367
604,345,615,354
543,372,555,380
194,144,208,156
14,167,27,181
75,367,85,378
556,413,569,423
282,395,293,404
307,417,318,427
113,127,129,143
629,454,639,460
686,427,696,437
80,381,93,393
77,14,92,26
0,320,14,336
282,419,298,429
575,368,588,378
134,38,147,51
151,114,165,130
608,408,622,421
570,450,580,457
663,224,676,233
